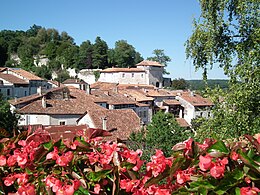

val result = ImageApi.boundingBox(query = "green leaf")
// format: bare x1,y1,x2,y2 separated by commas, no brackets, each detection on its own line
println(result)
238,149,260,174
86,169,112,182
235,187,241,195
43,141,53,150
207,141,229,156
214,169,244,195
74,186,90,195
189,180,215,191
25,168,33,175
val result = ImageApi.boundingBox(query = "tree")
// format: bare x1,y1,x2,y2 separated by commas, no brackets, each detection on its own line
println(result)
186,0,260,140
109,40,142,68
92,36,108,69
171,78,189,90
0,94,17,135
78,40,93,69
145,111,191,157
147,49,171,74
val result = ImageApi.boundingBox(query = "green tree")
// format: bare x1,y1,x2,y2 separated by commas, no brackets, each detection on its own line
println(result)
147,49,171,74
78,40,93,69
186,0,260,140
171,78,189,90
146,111,191,157
92,36,108,69
0,94,17,135
34,65,52,80
110,40,142,68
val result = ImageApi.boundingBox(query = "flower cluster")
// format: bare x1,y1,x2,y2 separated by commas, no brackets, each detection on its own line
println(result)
0,129,259,194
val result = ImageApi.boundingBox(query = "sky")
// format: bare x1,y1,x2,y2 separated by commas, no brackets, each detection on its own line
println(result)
0,0,228,80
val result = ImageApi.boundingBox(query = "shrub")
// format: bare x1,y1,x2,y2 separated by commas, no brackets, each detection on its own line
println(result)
0,127,259,194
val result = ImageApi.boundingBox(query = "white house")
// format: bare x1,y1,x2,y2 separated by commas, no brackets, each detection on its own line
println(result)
98,60,164,88
176,92,214,125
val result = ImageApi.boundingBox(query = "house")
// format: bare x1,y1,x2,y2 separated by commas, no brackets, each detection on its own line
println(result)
98,60,164,88
63,79,88,91
77,109,140,141
176,92,214,125
0,68,51,99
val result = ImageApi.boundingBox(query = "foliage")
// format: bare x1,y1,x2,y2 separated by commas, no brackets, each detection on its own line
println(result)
147,49,171,74
109,40,143,68
186,0,260,139
187,79,229,91
55,70,71,83
171,78,189,90
0,127,259,194
0,94,17,136
129,111,192,158
92,36,108,69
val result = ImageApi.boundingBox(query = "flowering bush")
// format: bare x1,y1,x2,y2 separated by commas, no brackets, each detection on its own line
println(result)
0,128,259,194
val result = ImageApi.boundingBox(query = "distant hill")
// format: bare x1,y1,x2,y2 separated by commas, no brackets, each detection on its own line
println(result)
187,79,229,90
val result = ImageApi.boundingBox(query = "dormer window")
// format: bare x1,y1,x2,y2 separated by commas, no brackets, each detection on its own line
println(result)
122,73,125,78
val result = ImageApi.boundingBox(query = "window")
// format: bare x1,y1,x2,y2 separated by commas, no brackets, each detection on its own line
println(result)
132,73,134,77
24,91,27,96
141,74,143,78
0,80,3,85
208,112,211,118
122,73,125,78
143,111,147,118
200,112,203,117
59,121,66,125
7,89,10,96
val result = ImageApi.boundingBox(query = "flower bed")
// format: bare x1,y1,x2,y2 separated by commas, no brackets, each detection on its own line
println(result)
0,128,259,194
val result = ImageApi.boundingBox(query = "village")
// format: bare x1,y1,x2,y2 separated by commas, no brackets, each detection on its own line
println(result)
0,60,213,141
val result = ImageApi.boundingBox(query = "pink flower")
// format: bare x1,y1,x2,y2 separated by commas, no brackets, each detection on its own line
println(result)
176,170,190,184
7,155,17,166
56,151,74,167
240,187,260,195
120,179,140,193
0,155,6,166
16,153,28,166
15,173,29,185
146,150,172,177
231,151,239,161
94,184,101,194
17,184,36,195
210,165,225,179
4,175,16,186
46,147,59,160
199,155,213,171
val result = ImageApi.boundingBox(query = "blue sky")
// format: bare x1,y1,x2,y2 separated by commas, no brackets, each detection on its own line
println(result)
1,0,228,80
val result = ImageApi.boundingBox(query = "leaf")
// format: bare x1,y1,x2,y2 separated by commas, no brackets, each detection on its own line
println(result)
189,180,215,191
144,166,170,188
170,155,186,175
43,141,53,150
214,169,244,195
74,186,90,195
208,141,229,156
244,135,260,152
86,169,112,182
112,166,120,195
238,149,260,174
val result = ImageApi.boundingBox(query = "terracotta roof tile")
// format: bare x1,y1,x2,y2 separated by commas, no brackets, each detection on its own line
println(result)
100,68,145,73
163,99,181,105
63,79,87,84
87,109,140,140
136,60,164,67
0,73,28,84
176,118,190,127
146,89,177,97
10,68,43,80
119,89,154,102
179,92,214,106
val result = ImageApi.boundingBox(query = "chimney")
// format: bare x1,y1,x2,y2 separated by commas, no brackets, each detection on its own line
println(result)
42,96,46,108
37,86,42,95
86,84,91,95
102,117,107,130
190,91,194,96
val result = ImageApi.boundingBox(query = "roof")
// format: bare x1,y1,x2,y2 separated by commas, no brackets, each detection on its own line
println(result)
176,118,190,128
63,79,87,84
0,73,29,85
163,99,181,106
146,89,177,97
10,68,43,80
119,89,154,102
48,80,64,87
136,60,164,67
0,67,7,72
87,109,140,140
178,92,214,106
90,82,119,91
100,67,145,73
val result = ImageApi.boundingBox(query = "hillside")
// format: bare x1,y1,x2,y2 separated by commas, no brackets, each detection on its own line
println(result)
187,79,229,90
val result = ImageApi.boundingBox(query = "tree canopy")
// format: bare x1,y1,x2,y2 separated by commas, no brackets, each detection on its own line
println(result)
147,49,171,74
186,0,260,140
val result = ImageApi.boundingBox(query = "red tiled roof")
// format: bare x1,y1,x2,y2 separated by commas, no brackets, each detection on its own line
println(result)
119,89,154,102
100,68,145,73
63,79,87,84
87,109,140,140
90,82,119,90
0,67,7,72
179,92,214,106
176,118,190,127
0,73,28,84
146,89,177,97
163,99,181,105
10,68,43,80
136,60,164,67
